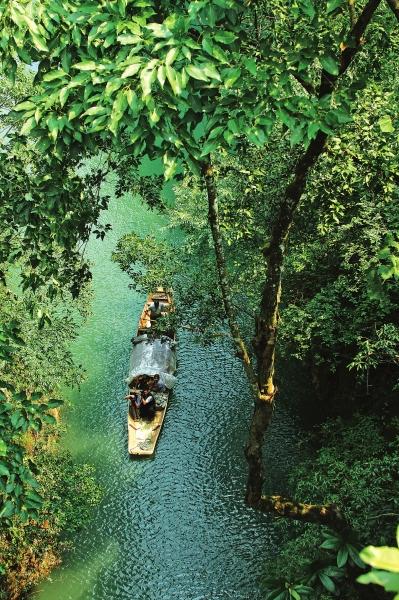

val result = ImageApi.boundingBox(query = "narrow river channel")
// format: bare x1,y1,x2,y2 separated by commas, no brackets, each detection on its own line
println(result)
35,178,299,600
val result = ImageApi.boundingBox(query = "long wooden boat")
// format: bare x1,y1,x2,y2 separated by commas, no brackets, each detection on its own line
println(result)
126,289,176,456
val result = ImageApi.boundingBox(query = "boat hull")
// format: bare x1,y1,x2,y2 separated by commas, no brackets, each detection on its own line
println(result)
127,289,175,457
128,393,169,456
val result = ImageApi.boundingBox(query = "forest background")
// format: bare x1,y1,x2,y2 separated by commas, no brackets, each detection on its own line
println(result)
0,0,399,599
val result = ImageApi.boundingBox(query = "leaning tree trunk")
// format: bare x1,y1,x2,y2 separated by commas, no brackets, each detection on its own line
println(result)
244,0,381,518
247,130,327,505
202,160,349,530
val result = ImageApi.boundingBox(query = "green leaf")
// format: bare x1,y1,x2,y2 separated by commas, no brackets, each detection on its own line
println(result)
290,126,305,146
0,440,7,456
165,65,181,95
121,63,141,79
163,153,177,180
319,573,335,593
244,58,257,75
0,462,10,477
378,115,394,133
74,61,97,71
186,64,209,82
82,105,107,117
277,109,296,129
202,64,221,81
25,489,43,506
348,544,365,568
330,108,352,124
337,547,349,567
68,103,83,120
46,399,64,408
146,23,172,39
0,500,14,518
61,49,72,73
223,67,241,88
59,86,70,108
320,54,339,76
299,0,316,19
31,32,49,52
157,65,166,88
43,69,67,82
20,117,37,136
165,47,179,66
200,140,219,156
42,414,57,425
358,570,399,592
141,67,156,97
214,31,236,44
117,33,141,45
327,0,345,12
378,265,395,280
360,546,399,572
105,78,124,96
14,101,36,112
320,538,340,550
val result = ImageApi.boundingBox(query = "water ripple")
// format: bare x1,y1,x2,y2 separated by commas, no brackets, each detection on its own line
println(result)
35,195,300,600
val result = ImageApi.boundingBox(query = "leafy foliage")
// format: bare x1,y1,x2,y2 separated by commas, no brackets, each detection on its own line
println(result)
0,446,101,599
358,526,399,599
261,415,399,599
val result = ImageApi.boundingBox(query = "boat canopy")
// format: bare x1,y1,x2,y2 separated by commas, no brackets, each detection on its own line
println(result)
126,336,177,387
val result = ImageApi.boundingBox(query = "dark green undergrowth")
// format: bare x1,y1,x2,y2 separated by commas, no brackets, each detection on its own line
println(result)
0,431,102,600
262,414,398,599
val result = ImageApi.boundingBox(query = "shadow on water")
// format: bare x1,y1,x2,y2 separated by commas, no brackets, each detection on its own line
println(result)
35,184,301,600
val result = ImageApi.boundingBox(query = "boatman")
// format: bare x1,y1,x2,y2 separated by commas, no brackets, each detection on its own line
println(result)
148,299,163,320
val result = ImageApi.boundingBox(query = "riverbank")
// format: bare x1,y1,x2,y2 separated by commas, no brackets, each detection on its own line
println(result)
0,426,101,600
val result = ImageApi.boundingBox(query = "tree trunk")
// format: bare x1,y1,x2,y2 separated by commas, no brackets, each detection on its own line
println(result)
245,0,381,512
203,159,349,530
202,161,258,391
203,0,381,530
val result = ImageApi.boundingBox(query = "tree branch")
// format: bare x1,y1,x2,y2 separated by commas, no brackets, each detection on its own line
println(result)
255,496,348,530
348,0,357,26
319,0,382,97
291,72,316,96
202,161,258,390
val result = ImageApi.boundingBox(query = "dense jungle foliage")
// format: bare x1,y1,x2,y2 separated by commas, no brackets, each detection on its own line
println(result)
0,70,101,598
0,0,398,598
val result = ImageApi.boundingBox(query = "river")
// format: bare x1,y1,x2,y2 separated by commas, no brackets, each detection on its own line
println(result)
35,174,299,600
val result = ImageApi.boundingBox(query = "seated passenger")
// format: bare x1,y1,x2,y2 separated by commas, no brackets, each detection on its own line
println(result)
140,389,156,420
125,390,141,420
151,374,166,393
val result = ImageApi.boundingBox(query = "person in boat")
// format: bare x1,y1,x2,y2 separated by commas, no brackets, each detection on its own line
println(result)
148,299,163,320
125,389,141,420
140,389,156,420
150,373,166,393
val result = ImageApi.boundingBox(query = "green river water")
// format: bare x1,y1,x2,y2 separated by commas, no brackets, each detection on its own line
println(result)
34,176,300,600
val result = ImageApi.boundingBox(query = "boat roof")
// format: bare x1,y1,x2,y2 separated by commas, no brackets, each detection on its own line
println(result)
127,335,176,382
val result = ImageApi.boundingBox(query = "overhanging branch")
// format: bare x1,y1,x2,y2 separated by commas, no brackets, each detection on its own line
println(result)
254,495,348,531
